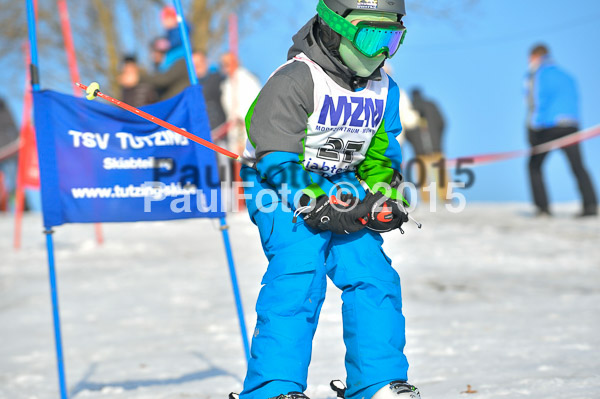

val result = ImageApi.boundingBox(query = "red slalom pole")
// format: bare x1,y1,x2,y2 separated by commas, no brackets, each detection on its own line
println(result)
58,0,81,94
59,1,104,246
14,43,34,250
444,124,600,168
76,82,241,161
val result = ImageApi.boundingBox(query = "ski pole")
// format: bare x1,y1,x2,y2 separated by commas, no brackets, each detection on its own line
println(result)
76,82,241,161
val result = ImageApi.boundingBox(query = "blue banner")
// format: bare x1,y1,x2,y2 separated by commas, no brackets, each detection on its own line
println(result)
33,86,224,227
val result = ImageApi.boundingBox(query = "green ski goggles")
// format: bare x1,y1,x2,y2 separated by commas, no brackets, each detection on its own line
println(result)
317,0,407,59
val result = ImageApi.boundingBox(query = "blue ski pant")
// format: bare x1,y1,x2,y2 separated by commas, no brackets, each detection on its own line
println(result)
240,168,409,399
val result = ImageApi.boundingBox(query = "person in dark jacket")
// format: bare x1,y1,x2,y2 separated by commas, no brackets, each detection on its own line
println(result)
525,44,597,217
118,56,158,108
192,51,226,131
404,88,448,203
0,97,19,211
193,51,231,182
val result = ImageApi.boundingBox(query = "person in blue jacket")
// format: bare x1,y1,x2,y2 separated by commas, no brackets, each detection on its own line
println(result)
144,6,190,101
526,44,597,217
236,1,421,399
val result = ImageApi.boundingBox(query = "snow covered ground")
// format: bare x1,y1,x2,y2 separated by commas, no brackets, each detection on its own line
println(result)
1,203,599,399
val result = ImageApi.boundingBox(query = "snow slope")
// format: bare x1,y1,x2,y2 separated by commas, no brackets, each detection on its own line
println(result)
1,204,599,399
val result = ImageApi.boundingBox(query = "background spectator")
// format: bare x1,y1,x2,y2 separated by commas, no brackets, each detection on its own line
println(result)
405,88,448,204
0,97,18,211
193,51,227,132
382,64,420,205
526,44,597,217
149,37,171,72
118,55,158,108
144,6,190,101
220,52,261,154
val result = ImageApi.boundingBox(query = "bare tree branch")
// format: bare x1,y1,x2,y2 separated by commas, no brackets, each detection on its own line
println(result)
0,0,479,104
91,0,121,94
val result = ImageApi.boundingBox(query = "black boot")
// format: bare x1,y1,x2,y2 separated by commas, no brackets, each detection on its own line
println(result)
576,205,598,218
372,381,421,399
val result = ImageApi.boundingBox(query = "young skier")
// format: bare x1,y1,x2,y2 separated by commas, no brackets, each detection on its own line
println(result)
239,1,420,398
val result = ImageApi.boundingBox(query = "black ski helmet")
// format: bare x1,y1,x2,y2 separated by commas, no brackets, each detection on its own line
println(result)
322,0,406,19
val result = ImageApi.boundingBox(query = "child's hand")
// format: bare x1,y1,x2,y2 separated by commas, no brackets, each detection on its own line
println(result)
363,198,409,233
299,192,378,235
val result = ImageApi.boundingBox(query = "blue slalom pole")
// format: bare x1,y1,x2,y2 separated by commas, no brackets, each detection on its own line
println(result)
28,1,69,397
219,218,252,360
27,0,68,399
45,229,69,399
172,0,198,86
26,0,40,91
172,0,250,362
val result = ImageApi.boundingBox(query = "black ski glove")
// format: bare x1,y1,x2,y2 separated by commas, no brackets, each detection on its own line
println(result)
356,170,408,233
298,191,385,235
362,197,409,233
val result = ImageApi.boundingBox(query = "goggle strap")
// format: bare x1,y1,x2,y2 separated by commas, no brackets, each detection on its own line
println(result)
316,0,358,42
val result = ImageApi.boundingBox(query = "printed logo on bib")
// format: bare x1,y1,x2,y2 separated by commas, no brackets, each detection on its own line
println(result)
357,0,378,10
317,95,384,134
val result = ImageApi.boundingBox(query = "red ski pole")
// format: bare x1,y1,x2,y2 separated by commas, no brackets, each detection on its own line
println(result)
76,82,241,161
